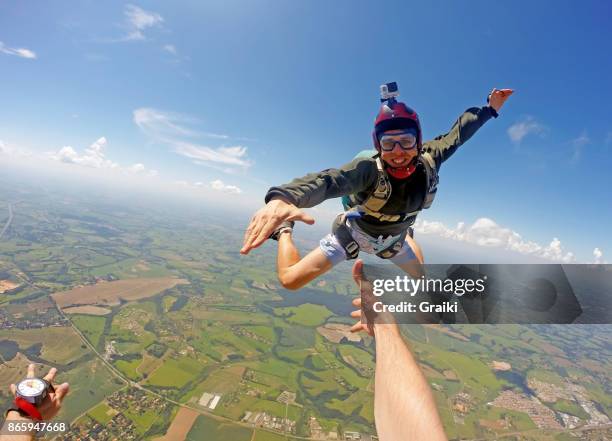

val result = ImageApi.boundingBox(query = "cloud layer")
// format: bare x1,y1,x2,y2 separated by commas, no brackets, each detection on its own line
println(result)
414,217,576,263
48,137,156,176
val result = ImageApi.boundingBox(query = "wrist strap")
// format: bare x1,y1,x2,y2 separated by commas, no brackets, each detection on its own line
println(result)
14,397,42,421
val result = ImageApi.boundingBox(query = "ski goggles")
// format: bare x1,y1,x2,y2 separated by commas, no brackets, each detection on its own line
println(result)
378,129,418,151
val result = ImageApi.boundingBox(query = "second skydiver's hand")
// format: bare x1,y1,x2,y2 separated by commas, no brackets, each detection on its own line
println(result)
349,259,397,337
240,197,315,255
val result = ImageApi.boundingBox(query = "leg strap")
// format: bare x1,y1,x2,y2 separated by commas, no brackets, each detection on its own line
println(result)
331,214,360,259
376,229,408,259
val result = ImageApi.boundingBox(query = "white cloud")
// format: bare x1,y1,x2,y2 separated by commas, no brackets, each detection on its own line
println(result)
414,217,576,263
47,137,155,177
133,107,253,170
175,179,242,195
173,143,251,168
122,4,163,41
50,137,118,169
133,107,198,137
592,248,607,264
128,163,145,173
162,44,177,54
210,179,242,194
0,41,36,59
570,131,590,162
0,139,31,158
507,117,546,144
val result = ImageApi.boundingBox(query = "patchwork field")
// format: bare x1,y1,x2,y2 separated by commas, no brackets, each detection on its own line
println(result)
63,305,112,315
0,326,88,364
154,407,199,441
0,280,19,293
186,414,252,441
52,277,189,307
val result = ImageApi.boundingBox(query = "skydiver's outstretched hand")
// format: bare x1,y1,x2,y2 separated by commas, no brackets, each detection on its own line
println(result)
488,88,514,112
240,198,315,255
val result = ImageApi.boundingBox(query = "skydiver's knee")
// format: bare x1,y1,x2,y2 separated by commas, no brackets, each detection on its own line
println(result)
278,270,303,291
412,241,424,264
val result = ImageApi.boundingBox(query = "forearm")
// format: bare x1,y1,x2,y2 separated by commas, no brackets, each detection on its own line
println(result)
0,412,35,441
264,158,376,208
373,325,446,441
423,106,496,166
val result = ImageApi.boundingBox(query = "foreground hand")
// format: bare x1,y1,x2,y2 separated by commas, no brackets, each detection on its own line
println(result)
9,364,70,421
349,260,396,336
488,88,514,112
240,198,315,255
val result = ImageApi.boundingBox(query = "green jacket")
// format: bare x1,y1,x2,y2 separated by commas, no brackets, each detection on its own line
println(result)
265,106,497,237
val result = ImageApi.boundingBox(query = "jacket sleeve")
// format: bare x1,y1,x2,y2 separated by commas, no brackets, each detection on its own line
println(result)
264,158,378,208
422,106,497,169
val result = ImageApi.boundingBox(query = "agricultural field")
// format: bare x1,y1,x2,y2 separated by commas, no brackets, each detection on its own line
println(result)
154,407,199,441
88,401,118,424
186,414,253,441
274,303,334,327
0,181,610,440
52,277,189,308
0,326,89,365
70,314,107,348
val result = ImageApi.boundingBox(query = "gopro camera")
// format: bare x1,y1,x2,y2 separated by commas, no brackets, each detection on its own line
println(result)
380,82,400,101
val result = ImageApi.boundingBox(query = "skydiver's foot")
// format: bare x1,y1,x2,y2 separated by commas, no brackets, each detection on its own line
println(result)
269,221,294,241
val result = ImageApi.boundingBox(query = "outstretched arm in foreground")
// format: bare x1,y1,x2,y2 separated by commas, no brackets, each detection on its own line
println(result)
1,364,69,441
350,260,447,441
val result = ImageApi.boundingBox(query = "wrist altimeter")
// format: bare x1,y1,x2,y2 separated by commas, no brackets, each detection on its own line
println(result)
11,377,54,420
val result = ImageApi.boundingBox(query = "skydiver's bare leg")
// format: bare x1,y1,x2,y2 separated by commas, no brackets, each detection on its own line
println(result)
276,231,334,290
392,235,425,278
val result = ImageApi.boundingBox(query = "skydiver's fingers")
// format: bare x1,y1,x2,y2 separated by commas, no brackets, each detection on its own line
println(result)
352,297,362,307
352,259,364,286
54,383,70,401
288,210,315,225
243,215,258,244
241,217,267,254
350,322,363,333
249,220,279,251
241,221,258,253
500,88,514,96
26,363,36,378
10,384,16,395
43,368,58,383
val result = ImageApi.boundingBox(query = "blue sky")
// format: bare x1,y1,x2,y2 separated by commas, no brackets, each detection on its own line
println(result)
1,1,611,263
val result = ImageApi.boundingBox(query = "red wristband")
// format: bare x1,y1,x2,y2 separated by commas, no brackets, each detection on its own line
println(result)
14,397,42,421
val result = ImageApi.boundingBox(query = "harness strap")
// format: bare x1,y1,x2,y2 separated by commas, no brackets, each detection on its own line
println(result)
361,157,391,213
347,153,439,219
420,152,438,209
331,214,360,259
376,229,408,259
